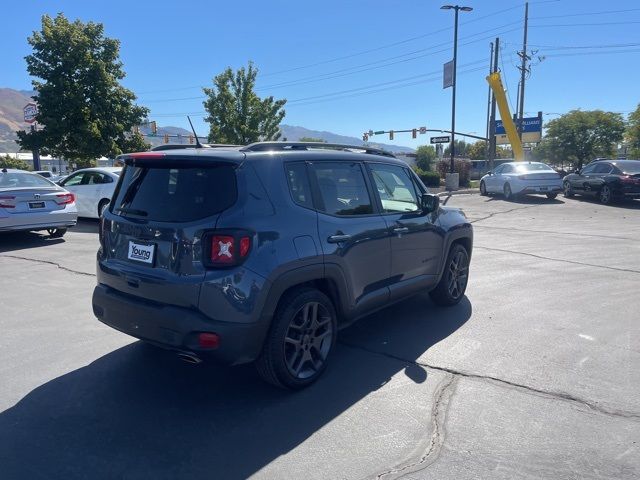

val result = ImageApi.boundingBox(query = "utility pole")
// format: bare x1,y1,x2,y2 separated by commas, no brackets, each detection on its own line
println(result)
485,42,494,150
517,1,529,140
488,37,499,171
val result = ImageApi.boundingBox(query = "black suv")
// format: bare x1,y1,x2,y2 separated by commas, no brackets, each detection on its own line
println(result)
92,142,473,389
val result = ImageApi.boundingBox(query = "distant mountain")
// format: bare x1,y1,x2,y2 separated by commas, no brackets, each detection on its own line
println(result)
279,125,415,153
0,87,415,154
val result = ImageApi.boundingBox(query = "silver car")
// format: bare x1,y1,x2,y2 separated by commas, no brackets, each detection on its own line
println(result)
0,168,78,237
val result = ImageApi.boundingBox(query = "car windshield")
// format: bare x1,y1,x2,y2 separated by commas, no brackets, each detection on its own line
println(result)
614,161,640,174
0,171,55,189
513,163,554,173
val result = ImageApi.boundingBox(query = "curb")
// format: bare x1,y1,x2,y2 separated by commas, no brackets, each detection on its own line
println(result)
436,189,478,197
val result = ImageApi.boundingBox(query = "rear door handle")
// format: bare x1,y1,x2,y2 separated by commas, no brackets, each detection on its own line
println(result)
393,227,409,234
328,234,351,243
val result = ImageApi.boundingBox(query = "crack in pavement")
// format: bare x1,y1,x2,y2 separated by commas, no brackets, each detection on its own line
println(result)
468,204,542,224
474,224,638,242
340,341,640,421
474,246,640,275
375,374,457,480
0,254,96,277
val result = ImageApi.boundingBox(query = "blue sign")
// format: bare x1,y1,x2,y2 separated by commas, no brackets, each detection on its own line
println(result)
495,116,542,135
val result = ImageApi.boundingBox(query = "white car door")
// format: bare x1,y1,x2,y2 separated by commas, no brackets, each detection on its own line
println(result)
486,165,504,192
60,172,89,216
92,172,117,216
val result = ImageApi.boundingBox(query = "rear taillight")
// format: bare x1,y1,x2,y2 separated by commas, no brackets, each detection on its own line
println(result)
620,175,640,184
55,193,75,205
0,195,15,208
99,217,111,249
206,231,252,267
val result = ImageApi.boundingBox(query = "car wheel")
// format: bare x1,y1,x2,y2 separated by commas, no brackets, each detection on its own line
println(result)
429,244,469,307
98,199,110,217
256,287,337,389
599,185,612,204
479,180,487,196
503,183,514,200
47,228,67,238
546,193,558,200
563,181,574,198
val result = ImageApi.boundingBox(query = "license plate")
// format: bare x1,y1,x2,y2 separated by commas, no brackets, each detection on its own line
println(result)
29,201,45,209
128,241,155,264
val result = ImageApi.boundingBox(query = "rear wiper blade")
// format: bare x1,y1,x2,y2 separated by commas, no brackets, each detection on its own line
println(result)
114,207,148,217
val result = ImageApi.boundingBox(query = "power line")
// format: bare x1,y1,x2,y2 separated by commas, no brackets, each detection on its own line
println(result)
527,42,640,50
530,20,640,27
530,7,640,19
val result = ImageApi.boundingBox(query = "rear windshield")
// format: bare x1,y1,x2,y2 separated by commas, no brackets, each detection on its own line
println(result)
513,163,554,173
111,165,237,222
0,172,55,189
614,161,640,174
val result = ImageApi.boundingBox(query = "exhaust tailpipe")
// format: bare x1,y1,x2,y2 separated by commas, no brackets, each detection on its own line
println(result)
177,352,202,365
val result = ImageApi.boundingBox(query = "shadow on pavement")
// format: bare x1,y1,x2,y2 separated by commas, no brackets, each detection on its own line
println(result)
0,295,471,479
71,218,100,234
484,194,565,205
566,196,640,210
0,231,65,253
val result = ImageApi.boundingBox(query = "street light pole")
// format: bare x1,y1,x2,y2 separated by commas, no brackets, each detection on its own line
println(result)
441,5,473,180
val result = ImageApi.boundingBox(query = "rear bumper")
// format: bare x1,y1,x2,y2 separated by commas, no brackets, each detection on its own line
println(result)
0,209,77,232
92,284,271,365
520,186,562,194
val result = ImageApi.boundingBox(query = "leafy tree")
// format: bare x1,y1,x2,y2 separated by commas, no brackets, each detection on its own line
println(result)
543,110,625,168
467,141,488,160
444,139,469,158
415,145,437,170
626,104,640,158
299,137,326,143
16,14,149,168
203,62,286,144
0,155,31,170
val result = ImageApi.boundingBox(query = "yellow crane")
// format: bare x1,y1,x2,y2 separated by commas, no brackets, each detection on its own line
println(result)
486,72,524,161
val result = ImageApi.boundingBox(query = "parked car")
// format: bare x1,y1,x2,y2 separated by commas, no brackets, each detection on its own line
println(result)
92,142,473,389
58,167,121,218
0,168,77,237
563,159,640,204
479,161,562,200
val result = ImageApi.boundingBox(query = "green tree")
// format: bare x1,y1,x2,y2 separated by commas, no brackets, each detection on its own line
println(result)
415,145,437,170
466,141,488,160
543,110,625,168
444,139,469,158
299,137,326,143
626,104,640,158
0,155,31,170
203,62,286,144
16,14,149,168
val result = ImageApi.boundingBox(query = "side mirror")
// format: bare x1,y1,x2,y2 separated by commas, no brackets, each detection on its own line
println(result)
574,169,581,175
421,193,440,214
486,171,493,176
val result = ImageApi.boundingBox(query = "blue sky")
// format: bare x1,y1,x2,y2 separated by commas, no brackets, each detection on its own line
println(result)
3,0,640,148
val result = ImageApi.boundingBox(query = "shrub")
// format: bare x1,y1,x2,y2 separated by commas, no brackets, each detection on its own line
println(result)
413,167,441,187
0,155,31,171
436,159,471,187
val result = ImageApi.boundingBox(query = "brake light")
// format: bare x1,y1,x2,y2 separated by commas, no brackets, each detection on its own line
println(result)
207,232,252,267
198,332,220,349
55,193,75,205
129,152,166,159
0,195,15,208
620,175,640,184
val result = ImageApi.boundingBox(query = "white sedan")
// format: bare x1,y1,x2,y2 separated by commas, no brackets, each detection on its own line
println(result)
0,168,77,237
58,167,121,218
480,162,563,200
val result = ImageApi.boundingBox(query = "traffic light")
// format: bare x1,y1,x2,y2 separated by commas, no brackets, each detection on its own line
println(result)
164,133,169,144
150,121,157,135
362,133,368,142
412,128,417,139
389,130,394,140
189,135,194,144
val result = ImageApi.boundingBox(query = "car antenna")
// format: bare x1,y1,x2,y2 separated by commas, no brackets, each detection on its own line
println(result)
187,116,203,149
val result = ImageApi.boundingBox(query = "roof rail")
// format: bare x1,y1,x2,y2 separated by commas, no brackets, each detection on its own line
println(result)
241,141,396,158
150,143,241,151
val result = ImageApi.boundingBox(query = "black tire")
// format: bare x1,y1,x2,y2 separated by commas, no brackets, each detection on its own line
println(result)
429,244,470,307
479,180,488,196
546,193,558,200
563,181,574,198
47,228,67,238
256,287,337,390
98,199,110,217
598,185,612,205
503,183,514,201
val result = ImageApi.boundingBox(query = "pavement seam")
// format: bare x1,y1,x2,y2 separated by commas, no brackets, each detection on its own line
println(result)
474,224,638,241
475,245,640,275
0,254,96,277
373,374,458,480
340,341,640,421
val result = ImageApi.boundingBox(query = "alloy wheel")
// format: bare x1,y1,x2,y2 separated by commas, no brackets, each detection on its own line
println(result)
447,250,469,300
599,186,611,204
283,301,334,379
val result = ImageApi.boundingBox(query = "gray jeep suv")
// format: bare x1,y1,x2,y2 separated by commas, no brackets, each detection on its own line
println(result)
92,142,473,389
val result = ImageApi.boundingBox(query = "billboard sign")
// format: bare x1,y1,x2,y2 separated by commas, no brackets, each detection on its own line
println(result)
495,116,542,144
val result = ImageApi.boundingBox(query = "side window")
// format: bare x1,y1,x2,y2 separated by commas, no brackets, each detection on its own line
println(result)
369,163,420,213
311,162,373,216
593,163,612,174
501,164,513,174
493,165,504,175
581,164,597,174
285,162,313,209
61,172,85,186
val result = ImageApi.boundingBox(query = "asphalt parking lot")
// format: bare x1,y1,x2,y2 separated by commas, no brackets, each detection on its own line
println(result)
1,193,639,479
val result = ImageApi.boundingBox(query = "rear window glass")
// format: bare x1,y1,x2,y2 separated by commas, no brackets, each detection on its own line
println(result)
614,161,640,174
514,163,554,173
111,165,237,222
0,172,54,188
